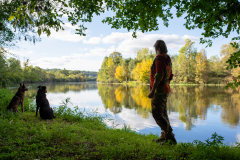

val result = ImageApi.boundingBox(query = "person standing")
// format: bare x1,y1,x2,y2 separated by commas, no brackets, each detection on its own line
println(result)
148,40,177,145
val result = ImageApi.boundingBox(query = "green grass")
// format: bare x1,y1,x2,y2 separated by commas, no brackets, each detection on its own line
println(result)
1,88,240,159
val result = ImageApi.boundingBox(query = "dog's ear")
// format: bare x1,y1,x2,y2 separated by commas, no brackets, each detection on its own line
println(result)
23,83,25,86
20,83,22,86
37,85,41,89
42,86,47,93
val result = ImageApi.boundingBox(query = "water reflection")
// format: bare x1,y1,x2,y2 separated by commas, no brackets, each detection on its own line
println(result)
10,82,97,99
97,84,240,130
9,82,240,143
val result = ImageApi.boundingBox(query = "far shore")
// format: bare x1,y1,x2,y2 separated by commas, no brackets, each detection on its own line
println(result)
97,81,227,86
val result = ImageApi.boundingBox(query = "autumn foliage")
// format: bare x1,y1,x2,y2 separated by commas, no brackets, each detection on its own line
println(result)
98,39,240,85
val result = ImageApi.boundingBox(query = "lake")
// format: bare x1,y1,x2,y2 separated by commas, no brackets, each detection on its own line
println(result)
9,82,240,145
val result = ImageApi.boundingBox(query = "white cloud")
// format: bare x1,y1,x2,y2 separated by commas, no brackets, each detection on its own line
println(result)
100,32,200,56
6,49,33,60
30,46,116,71
26,51,34,54
84,45,115,57
31,54,102,71
237,133,240,142
43,23,87,42
74,45,116,57
102,32,133,44
117,32,200,55
83,37,102,44
46,90,105,112
108,108,183,132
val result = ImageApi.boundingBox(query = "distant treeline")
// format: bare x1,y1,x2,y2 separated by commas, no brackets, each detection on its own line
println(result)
45,69,98,78
98,39,240,84
0,48,98,87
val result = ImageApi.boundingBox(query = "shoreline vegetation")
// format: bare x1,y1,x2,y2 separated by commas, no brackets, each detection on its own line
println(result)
97,81,228,87
1,88,240,159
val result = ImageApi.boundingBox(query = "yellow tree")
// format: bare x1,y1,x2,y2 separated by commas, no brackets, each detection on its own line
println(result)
132,59,153,83
195,49,208,84
115,66,125,82
107,57,115,82
132,63,141,81
139,59,153,83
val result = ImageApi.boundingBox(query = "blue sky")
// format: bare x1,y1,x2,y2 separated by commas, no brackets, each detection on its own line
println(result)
9,9,238,72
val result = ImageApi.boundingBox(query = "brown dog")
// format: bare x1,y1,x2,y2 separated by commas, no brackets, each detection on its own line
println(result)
6,83,28,112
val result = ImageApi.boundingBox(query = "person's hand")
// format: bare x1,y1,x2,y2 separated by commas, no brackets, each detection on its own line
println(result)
148,91,155,98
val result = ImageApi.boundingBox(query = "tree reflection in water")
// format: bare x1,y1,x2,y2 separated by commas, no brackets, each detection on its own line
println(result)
97,84,240,130
9,83,240,130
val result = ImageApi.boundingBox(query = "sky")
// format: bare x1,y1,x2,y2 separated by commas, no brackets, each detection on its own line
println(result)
8,9,239,72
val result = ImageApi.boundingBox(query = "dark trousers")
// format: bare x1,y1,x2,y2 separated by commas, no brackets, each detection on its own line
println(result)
151,93,173,133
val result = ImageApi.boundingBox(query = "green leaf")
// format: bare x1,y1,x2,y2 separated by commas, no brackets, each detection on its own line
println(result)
46,30,51,36
8,15,15,21
17,7,21,12
37,29,42,36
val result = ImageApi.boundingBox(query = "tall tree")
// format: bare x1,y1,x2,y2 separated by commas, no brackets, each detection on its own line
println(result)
115,66,124,82
132,59,153,83
128,59,140,80
98,57,109,82
136,48,155,61
23,59,41,82
6,57,23,83
121,58,131,82
177,39,197,83
136,48,148,61
107,56,116,82
169,54,179,83
107,52,123,82
109,52,122,65
195,49,208,84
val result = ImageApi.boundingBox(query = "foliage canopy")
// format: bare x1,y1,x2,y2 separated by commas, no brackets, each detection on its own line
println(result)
3,0,239,44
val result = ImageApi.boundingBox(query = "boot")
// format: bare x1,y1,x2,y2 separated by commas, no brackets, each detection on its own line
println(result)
159,132,177,145
152,131,165,142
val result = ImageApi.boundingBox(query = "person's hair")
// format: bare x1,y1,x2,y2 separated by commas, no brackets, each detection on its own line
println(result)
154,40,168,54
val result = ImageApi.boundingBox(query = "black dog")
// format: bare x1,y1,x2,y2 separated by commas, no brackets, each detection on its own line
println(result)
7,83,28,112
36,85,55,119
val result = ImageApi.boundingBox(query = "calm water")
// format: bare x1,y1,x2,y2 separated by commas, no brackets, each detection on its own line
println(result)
10,82,240,145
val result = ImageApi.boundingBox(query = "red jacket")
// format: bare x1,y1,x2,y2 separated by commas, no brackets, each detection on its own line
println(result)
150,53,173,94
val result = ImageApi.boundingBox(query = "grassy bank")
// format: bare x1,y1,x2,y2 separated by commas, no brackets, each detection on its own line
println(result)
1,88,240,159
